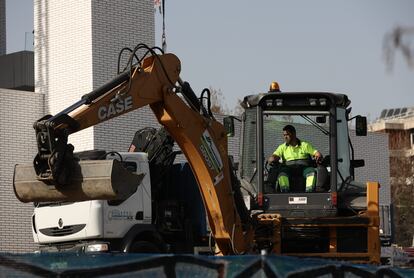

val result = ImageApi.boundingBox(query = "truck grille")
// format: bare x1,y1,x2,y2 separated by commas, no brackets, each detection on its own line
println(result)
39,224,86,237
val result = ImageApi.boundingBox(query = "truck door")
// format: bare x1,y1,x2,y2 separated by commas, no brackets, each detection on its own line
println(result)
103,153,151,238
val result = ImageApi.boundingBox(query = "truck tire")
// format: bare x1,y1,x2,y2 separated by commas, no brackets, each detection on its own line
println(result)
129,241,161,253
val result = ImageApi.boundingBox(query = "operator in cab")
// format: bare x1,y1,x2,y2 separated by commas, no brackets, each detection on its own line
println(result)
267,125,322,193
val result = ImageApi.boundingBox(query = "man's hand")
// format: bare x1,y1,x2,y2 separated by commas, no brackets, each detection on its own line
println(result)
268,155,280,165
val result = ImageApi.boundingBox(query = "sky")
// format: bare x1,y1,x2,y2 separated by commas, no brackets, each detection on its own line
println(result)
6,0,414,121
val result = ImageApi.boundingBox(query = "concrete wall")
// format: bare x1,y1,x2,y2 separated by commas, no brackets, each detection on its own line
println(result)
34,0,94,150
351,130,391,205
0,51,34,91
0,89,44,252
0,0,5,55
91,0,155,152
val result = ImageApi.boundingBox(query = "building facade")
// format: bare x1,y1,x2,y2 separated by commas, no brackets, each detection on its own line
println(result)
34,0,156,152
0,89,43,252
370,108,414,246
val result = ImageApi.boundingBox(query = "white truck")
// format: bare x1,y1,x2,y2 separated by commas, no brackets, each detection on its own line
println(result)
31,128,209,253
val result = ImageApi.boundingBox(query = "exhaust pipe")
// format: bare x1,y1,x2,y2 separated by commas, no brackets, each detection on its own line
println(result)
13,159,144,203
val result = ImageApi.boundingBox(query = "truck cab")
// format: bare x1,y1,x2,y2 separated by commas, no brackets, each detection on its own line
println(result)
32,152,208,253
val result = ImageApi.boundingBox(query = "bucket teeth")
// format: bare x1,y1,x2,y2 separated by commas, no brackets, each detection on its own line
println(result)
13,160,144,203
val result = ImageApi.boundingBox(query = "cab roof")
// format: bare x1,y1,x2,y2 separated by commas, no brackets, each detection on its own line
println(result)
241,92,351,109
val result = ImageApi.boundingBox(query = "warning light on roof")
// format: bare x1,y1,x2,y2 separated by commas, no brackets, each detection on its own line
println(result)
269,82,280,92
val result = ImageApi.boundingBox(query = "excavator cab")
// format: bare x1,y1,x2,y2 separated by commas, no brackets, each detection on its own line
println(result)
227,91,368,218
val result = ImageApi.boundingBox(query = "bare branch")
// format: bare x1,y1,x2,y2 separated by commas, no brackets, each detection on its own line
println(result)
383,26,414,72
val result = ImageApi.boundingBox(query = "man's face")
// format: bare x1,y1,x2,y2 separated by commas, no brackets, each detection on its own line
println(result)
283,130,295,145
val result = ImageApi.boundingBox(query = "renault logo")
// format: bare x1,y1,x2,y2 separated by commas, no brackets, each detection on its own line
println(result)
58,218,63,229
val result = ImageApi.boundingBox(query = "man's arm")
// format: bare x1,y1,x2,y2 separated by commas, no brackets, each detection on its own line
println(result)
268,144,284,164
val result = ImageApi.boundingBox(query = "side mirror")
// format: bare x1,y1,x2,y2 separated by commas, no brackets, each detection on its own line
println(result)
223,116,235,137
351,159,365,168
355,116,367,136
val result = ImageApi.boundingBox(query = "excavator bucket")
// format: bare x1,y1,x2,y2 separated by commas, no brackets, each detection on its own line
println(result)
13,159,144,203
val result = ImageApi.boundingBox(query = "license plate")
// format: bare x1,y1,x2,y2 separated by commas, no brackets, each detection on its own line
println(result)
289,197,307,204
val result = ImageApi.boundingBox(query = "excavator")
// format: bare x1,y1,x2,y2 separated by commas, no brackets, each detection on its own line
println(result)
13,44,380,263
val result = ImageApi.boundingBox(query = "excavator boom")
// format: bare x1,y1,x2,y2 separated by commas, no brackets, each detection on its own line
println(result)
13,48,251,255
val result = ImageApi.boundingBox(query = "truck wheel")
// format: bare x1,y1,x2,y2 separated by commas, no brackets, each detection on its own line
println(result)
129,241,161,253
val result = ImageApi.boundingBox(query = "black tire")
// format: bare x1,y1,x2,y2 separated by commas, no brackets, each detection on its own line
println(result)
129,241,161,253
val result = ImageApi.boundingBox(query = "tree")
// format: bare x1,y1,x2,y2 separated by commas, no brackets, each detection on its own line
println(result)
209,87,229,114
383,26,414,72
205,87,244,116
204,86,237,115
233,98,244,116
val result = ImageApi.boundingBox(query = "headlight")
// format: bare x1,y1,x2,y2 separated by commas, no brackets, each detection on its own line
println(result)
85,243,109,252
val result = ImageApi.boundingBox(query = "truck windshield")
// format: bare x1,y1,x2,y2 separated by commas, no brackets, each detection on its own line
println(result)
263,112,331,193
